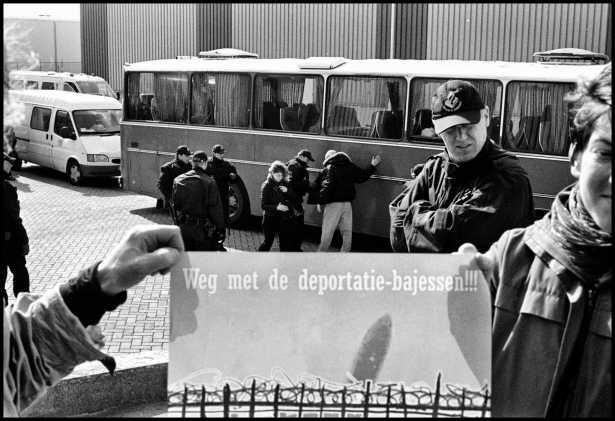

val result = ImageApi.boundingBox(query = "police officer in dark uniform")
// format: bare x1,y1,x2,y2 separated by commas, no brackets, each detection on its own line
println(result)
2,153,30,306
286,149,315,251
157,145,192,213
171,151,226,251
204,144,237,225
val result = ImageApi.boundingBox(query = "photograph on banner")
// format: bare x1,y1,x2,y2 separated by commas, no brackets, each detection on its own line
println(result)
168,252,491,417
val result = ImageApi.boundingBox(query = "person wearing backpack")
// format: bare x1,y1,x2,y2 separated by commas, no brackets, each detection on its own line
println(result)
171,151,226,251
389,80,534,253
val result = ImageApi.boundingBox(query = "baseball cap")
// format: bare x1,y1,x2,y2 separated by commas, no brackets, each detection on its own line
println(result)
212,144,225,154
192,150,208,162
297,149,314,162
431,80,485,134
176,145,192,156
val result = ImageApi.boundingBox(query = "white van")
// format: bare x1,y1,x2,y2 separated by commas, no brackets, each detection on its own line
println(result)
9,90,122,185
8,70,119,99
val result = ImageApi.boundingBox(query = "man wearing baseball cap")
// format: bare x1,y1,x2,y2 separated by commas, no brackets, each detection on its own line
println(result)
389,80,534,253
285,149,316,251
157,145,193,214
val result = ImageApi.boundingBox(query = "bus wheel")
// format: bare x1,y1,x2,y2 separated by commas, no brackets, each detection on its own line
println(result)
228,180,250,227
67,160,83,185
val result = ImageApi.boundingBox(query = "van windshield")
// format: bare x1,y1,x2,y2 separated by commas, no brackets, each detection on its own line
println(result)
73,109,122,135
76,81,116,98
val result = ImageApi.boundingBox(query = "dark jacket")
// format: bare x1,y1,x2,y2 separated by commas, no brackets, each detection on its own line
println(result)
389,140,534,253
171,167,225,232
204,157,237,196
286,157,310,198
318,152,376,204
482,217,611,417
157,159,192,200
2,174,29,251
260,177,301,219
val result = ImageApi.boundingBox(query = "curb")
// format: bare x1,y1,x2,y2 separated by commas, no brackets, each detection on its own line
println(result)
22,350,168,417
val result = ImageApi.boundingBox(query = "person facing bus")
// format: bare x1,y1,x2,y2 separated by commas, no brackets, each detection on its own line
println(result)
157,145,192,213
171,151,226,251
286,149,315,251
317,150,382,252
204,144,237,225
258,161,301,252
459,62,611,417
389,80,534,253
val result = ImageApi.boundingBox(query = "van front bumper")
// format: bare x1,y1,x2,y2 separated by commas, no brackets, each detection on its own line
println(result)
80,164,121,177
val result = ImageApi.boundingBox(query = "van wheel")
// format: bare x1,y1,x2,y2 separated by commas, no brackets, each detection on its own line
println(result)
228,180,250,227
67,160,83,185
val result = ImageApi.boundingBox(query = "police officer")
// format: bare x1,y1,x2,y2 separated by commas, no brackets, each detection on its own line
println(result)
157,145,192,213
171,151,226,251
204,144,237,225
1,153,30,306
389,80,534,253
286,149,315,251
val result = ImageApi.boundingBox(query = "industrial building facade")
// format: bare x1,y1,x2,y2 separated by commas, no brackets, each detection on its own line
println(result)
81,3,612,91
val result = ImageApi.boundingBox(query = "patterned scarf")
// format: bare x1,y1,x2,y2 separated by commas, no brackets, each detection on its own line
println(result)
528,184,612,285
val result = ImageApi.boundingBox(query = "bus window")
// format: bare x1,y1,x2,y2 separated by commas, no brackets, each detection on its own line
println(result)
25,80,38,90
408,78,502,143
326,77,406,140
41,81,55,90
503,81,575,155
191,73,251,127
253,75,324,133
125,72,188,123
30,107,51,131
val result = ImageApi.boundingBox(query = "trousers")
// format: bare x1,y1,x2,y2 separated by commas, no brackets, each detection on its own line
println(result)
318,202,353,252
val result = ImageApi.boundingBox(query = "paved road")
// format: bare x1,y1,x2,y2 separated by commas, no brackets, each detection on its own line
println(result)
5,163,319,355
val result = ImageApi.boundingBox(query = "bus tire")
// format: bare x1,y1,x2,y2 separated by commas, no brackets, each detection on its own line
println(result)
228,179,250,227
67,160,83,186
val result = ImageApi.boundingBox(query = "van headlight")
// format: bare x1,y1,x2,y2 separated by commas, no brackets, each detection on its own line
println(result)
87,154,109,162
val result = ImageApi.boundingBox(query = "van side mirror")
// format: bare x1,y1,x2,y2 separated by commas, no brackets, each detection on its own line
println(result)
59,126,77,140
116,91,121,100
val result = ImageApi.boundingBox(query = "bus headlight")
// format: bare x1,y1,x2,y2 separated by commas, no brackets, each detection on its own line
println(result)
87,154,109,162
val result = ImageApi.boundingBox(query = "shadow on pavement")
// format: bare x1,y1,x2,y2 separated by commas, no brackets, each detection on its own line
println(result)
129,207,173,225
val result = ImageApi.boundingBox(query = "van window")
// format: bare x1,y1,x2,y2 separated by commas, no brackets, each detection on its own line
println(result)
53,110,76,137
76,81,116,98
503,81,575,155
326,76,406,140
253,75,323,133
30,107,52,131
126,72,188,123
10,79,25,90
25,80,39,90
190,73,251,127
64,82,78,92
42,82,55,90
73,109,122,135
408,78,503,143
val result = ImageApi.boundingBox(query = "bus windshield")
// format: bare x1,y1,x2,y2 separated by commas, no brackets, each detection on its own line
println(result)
73,109,122,135
76,81,116,98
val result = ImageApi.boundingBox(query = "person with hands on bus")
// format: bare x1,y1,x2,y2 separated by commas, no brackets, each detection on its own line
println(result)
389,80,534,253
317,150,382,252
456,63,611,417
205,144,238,225
171,151,226,251
157,145,193,214
4,224,184,416
286,149,315,251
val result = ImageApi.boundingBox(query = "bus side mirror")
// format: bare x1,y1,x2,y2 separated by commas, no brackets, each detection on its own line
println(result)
59,126,76,140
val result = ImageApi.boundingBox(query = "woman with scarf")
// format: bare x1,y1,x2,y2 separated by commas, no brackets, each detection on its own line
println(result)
459,63,611,417
257,161,301,251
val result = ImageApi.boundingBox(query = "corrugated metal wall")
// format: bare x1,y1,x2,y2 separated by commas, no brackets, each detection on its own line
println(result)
231,3,381,59
106,3,199,91
197,3,232,51
426,3,611,61
81,4,107,79
394,3,429,59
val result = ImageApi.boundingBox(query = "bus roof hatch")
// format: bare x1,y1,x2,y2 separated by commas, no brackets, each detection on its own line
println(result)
299,57,347,70
198,48,258,59
533,48,609,65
